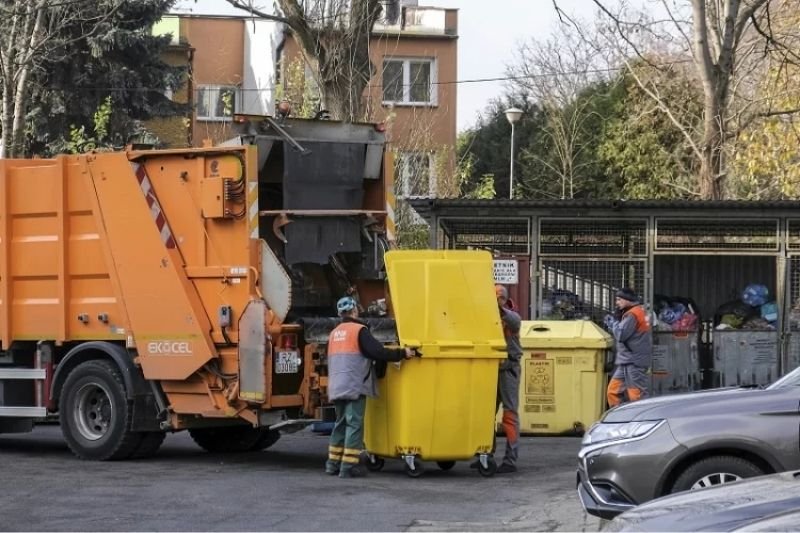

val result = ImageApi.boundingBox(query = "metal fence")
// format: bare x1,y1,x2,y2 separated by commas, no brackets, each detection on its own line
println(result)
432,211,799,394
539,259,647,322
538,219,647,256
655,219,779,251
439,217,531,255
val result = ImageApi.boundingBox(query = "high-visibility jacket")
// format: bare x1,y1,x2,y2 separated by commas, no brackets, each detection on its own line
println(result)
611,304,653,368
327,321,377,401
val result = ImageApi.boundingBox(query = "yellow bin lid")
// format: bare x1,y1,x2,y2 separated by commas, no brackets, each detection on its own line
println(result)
384,250,506,358
519,320,612,349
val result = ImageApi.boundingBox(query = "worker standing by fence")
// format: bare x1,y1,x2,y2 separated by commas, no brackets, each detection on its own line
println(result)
604,288,653,407
325,296,414,478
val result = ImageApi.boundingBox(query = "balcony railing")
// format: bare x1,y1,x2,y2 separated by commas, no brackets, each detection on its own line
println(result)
374,7,454,36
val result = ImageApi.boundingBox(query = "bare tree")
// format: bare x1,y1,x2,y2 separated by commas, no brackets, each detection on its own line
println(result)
509,22,617,198
226,0,382,122
554,0,800,199
0,1,122,157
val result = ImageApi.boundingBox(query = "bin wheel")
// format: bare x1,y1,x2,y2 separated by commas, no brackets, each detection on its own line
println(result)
436,461,456,471
478,457,497,477
405,457,424,478
366,455,385,472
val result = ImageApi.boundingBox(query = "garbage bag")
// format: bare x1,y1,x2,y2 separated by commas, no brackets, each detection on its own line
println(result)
670,296,700,317
672,312,698,332
659,303,686,325
542,288,584,320
742,284,769,307
761,302,778,323
742,317,775,330
715,299,758,327
720,314,744,329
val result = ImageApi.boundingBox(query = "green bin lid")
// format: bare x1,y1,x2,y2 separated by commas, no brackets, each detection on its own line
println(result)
519,320,612,349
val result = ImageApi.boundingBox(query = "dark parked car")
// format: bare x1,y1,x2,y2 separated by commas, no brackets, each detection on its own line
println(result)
577,367,800,519
604,470,800,532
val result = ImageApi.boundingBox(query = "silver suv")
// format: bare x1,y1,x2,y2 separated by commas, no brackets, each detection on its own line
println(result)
577,367,800,519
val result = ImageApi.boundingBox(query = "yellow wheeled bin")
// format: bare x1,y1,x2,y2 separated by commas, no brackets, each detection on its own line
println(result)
514,320,612,436
364,250,507,477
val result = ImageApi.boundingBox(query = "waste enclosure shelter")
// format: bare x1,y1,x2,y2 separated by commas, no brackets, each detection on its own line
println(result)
408,200,800,391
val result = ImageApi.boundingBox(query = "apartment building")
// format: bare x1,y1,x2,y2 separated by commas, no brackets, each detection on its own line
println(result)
280,2,458,203
151,2,457,210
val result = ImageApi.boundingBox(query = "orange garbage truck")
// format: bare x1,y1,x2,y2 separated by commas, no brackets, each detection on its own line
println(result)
0,117,397,459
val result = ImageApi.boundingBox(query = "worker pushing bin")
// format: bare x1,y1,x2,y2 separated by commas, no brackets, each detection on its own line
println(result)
364,250,507,477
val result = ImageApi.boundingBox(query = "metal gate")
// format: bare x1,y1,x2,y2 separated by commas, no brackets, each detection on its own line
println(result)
537,219,648,321
656,217,781,388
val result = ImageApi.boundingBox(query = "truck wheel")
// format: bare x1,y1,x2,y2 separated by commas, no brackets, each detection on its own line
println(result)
189,426,273,453
252,428,281,451
130,432,166,459
59,360,141,460
671,455,765,493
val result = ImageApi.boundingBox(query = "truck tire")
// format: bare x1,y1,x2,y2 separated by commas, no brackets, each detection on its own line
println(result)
59,360,141,460
253,428,281,451
189,426,279,453
130,432,166,459
671,455,765,493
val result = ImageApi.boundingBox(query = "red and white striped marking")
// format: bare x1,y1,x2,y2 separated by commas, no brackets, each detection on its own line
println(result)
131,162,177,249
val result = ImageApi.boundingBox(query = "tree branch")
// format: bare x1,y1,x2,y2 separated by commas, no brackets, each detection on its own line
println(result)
223,0,289,23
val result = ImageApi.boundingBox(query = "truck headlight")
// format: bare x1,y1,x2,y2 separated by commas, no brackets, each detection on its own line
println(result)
582,420,663,446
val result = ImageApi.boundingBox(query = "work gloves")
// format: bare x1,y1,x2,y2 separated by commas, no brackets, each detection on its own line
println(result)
603,314,618,331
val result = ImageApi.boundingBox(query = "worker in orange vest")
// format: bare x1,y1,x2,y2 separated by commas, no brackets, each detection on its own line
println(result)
604,288,652,407
325,296,414,478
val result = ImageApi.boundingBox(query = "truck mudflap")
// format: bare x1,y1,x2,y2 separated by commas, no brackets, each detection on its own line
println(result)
269,418,317,434
299,317,397,344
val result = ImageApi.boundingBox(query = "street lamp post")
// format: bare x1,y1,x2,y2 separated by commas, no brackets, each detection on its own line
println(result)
504,107,523,199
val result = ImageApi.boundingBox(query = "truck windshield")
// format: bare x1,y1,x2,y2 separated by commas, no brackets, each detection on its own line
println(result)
767,367,800,390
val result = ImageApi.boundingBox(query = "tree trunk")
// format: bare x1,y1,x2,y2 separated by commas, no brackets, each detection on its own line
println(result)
10,66,31,157
275,0,381,123
1,81,13,159
699,95,724,200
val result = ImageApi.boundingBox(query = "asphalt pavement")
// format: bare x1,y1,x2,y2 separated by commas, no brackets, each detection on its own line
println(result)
0,425,600,532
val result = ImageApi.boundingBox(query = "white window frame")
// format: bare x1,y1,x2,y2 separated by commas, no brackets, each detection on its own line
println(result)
396,150,436,199
382,57,437,106
196,85,239,122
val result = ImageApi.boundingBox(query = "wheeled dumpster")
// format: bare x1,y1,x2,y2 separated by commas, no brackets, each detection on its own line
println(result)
651,330,703,397
364,250,507,477
513,321,612,435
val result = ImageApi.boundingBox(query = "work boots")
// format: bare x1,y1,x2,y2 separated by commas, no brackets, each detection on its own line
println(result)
339,465,368,479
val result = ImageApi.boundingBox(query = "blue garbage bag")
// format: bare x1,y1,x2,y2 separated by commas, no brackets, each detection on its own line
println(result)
659,303,686,324
761,302,778,323
742,284,769,307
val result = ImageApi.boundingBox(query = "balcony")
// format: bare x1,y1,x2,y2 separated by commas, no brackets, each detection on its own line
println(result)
374,7,457,37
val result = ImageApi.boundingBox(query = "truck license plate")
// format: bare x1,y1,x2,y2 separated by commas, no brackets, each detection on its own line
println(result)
275,351,299,374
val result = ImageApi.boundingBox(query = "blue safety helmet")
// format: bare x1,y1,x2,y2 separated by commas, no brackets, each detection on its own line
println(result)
337,296,357,315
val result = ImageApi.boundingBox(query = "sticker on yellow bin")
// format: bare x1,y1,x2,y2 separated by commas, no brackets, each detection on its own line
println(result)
364,250,507,478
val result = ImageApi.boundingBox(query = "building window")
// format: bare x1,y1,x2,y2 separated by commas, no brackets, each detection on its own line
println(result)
396,151,435,198
196,85,238,121
382,58,436,106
